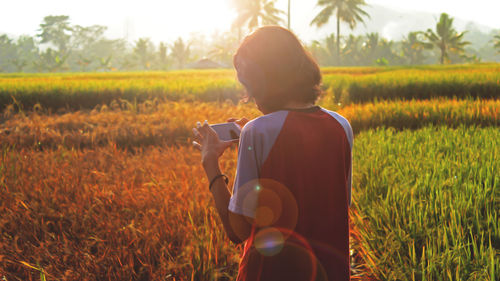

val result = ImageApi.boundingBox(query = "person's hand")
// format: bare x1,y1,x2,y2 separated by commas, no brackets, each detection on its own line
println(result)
192,120,233,166
227,117,249,128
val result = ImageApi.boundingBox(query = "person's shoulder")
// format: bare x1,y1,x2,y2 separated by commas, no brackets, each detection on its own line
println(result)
319,107,354,146
319,107,350,125
241,110,289,135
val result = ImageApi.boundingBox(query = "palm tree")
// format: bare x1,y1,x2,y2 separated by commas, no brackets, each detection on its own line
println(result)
424,13,470,64
209,32,239,66
33,48,69,72
362,32,379,64
323,34,337,65
342,34,363,65
494,34,500,53
401,31,432,65
98,55,113,72
308,33,338,65
375,38,399,65
232,0,284,33
310,0,369,65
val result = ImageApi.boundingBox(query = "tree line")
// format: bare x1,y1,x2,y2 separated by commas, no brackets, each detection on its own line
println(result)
0,15,202,72
234,0,499,66
0,0,499,72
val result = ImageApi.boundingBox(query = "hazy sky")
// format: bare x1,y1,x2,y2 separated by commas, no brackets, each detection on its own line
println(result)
1,0,499,43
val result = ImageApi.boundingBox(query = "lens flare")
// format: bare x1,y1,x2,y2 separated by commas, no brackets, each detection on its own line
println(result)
229,178,299,241
255,206,276,227
254,189,282,227
231,178,328,280
250,228,328,281
256,178,298,235
254,227,285,256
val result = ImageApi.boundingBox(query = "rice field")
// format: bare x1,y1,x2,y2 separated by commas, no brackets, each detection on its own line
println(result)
352,126,499,280
0,99,498,149
0,65,499,280
1,64,499,111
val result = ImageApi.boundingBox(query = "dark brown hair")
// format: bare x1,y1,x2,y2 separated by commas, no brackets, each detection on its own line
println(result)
233,26,322,113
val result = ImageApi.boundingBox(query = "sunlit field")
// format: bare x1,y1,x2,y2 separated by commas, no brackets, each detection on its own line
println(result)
1,64,499,111
0,65,499,280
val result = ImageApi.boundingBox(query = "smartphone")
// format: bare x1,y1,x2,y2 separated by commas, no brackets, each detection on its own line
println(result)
210,122,241,141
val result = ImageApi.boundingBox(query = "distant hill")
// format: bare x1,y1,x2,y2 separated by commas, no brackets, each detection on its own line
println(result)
359,4,494,40
295,4,496,42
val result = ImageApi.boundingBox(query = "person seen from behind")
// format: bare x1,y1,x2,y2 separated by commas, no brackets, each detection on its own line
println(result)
192,25,353,281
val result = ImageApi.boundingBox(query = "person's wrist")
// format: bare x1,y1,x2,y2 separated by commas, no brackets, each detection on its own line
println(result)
202,153,218,168
202,155,221,177
209,174,228,192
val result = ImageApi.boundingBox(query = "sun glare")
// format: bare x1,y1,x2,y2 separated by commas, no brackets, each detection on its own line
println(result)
131,0,236,42
1,0,236,43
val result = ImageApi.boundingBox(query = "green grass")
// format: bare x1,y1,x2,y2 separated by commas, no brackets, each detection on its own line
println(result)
342,70,500,103
1,64,499,111
0,70,242,111
351,126,499,280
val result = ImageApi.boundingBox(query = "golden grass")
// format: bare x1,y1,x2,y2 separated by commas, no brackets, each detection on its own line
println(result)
0,144,240,280
0,99,497,149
